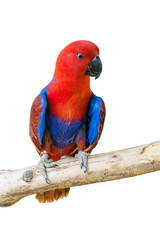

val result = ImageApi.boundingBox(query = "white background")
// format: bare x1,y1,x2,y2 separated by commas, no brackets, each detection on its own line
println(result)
0,0,160,239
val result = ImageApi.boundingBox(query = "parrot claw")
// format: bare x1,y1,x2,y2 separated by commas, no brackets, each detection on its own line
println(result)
39,151,58,184
75,151,89,173
44,177,50,185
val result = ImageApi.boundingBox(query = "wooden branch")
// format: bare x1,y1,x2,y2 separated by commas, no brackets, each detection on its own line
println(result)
0,140,160,207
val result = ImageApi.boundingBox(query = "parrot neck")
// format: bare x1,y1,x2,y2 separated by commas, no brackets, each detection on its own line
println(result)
47,74,92,121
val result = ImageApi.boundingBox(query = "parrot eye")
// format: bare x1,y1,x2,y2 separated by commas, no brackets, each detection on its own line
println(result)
76,53,84,60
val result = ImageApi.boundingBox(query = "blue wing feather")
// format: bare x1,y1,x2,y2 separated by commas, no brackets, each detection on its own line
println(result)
88,94,103,145
38,86,48,145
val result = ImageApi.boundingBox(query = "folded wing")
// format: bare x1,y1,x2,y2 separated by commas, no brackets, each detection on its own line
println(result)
86,93,105,153
29,88,48,152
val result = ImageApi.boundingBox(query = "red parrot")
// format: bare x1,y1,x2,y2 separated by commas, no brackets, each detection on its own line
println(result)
30,40,105,203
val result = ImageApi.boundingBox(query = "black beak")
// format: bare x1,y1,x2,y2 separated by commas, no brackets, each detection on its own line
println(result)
86,55,102,79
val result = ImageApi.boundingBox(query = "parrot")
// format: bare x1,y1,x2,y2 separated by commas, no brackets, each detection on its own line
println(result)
29,40,105,203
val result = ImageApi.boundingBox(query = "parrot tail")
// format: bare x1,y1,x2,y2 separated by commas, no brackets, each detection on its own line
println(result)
35,188,70,203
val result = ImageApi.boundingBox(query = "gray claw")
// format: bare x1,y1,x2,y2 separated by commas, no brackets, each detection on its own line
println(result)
44,177,50,184
39,151,58,184
75,151,89,173
80,161,83,169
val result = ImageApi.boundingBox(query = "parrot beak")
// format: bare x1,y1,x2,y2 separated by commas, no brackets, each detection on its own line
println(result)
86,55,102,79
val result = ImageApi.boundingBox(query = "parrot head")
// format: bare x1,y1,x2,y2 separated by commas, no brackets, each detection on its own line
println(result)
54,40,102,81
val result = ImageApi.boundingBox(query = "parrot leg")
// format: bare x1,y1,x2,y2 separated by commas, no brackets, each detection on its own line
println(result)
39,151,58,184
75,151,90,173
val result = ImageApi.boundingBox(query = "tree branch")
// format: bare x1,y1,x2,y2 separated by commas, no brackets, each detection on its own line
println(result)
0,140,160,207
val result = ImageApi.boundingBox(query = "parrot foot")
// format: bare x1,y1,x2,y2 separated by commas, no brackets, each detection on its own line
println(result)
39,151,58,184
75,151,90,173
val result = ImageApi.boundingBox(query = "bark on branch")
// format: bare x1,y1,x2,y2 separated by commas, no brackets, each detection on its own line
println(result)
0,141,160,207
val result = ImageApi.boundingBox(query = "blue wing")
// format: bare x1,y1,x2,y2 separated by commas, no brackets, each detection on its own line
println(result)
38,87,48,145
87,93,105,151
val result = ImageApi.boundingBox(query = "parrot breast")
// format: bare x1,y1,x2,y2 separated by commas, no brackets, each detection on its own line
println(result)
47,77,92,121
45,77,92,149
